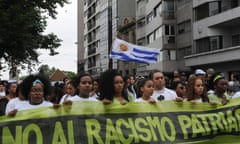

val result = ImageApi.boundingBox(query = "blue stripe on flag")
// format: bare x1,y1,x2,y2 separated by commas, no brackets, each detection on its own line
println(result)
132,48,159,55
110,51,157,64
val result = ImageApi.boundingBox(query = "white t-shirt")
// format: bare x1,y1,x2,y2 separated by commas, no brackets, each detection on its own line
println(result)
0,91,6,97
5,97,25,115
59,94,79,104
70,95,98,102
16,100,53,111
232,91,240,99
151,87,177,101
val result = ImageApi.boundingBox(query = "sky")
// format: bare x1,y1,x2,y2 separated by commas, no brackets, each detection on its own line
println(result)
1,0,77,80
40,0,77,72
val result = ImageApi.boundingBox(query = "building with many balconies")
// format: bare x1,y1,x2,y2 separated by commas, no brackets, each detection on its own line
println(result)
185,0,240,77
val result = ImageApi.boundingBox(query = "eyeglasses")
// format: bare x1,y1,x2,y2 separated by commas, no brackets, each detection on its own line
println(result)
157,95,165,101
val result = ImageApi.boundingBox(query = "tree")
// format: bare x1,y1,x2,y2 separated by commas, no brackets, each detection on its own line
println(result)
38,64,52,76
0,0,69,73
62,70,77,80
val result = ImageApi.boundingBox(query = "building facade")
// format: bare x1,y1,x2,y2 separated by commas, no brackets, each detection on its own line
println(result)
135,0,191,76
78,0,240,78
185,0,240,76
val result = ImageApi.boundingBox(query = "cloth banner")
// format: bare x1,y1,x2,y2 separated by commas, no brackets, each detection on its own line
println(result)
1,99,240,144
110,38,160,64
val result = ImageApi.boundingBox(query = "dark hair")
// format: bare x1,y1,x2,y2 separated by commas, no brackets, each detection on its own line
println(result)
75,72,93,86
99,69,129,101
171,81,183,90
5,82,17,95
21,74,51,100
209,72,225,90
136,78,152,98
148,69,163,80
66,80,78,95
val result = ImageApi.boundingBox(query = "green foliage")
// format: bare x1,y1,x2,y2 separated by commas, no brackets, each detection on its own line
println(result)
62,71,77,80
0,0,69,72
38,64,76,80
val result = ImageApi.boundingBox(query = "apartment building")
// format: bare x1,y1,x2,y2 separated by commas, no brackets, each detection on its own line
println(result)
114,0,136,76
78,0,240,77
78,0,136,77
185,0,240,76
135,0,191,76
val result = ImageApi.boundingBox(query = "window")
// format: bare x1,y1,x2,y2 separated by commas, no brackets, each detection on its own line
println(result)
196,36,222,53
177,47,192,59
165,25,175,35
178,20,191,34
162,0,175,19
232,34,240,46
154,2,162,17
195,3,209,21
147,33,155,44
196,38,210,53
170,50,176,60
209,1,221,16
147,12,154,23
231,0,239,8
156,26,163,39
210,36,222,50
137,18,145,28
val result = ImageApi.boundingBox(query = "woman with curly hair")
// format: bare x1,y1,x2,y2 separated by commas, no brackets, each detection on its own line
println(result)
185,75,209,103
7,74,53,116
99,69,133,105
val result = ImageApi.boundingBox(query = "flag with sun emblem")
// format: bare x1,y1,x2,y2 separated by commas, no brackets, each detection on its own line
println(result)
110,38,160,64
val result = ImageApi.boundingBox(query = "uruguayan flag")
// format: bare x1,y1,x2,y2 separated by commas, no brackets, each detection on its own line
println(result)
110,38,160,64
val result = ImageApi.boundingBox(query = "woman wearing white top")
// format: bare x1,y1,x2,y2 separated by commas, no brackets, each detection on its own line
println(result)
75,73,98,101
5,83,26,116
59,81,79,104
7,74,54,117
135,78,155,104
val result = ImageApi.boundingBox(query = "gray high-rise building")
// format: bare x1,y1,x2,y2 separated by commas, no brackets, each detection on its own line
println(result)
78,0,240,78
186,0,240,76
135,0,191,76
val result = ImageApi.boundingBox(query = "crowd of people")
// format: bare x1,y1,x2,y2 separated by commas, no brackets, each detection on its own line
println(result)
0,68,240,117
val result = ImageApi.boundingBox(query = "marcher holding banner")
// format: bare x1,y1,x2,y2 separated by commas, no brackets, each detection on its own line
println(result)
208,72,231,105
5,83,25,116
149,69,183,102
185,75,209,103
59,80,78,104
7,74,54,117
135,78,156,103
99,69,133,105
74,73,98,102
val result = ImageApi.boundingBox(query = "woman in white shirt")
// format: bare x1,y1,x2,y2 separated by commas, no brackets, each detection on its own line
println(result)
59,81,79,104
7,74,53,116
135,78,155,104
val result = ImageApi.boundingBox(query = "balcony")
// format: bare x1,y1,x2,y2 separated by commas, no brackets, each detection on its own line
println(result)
185,45,240,67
